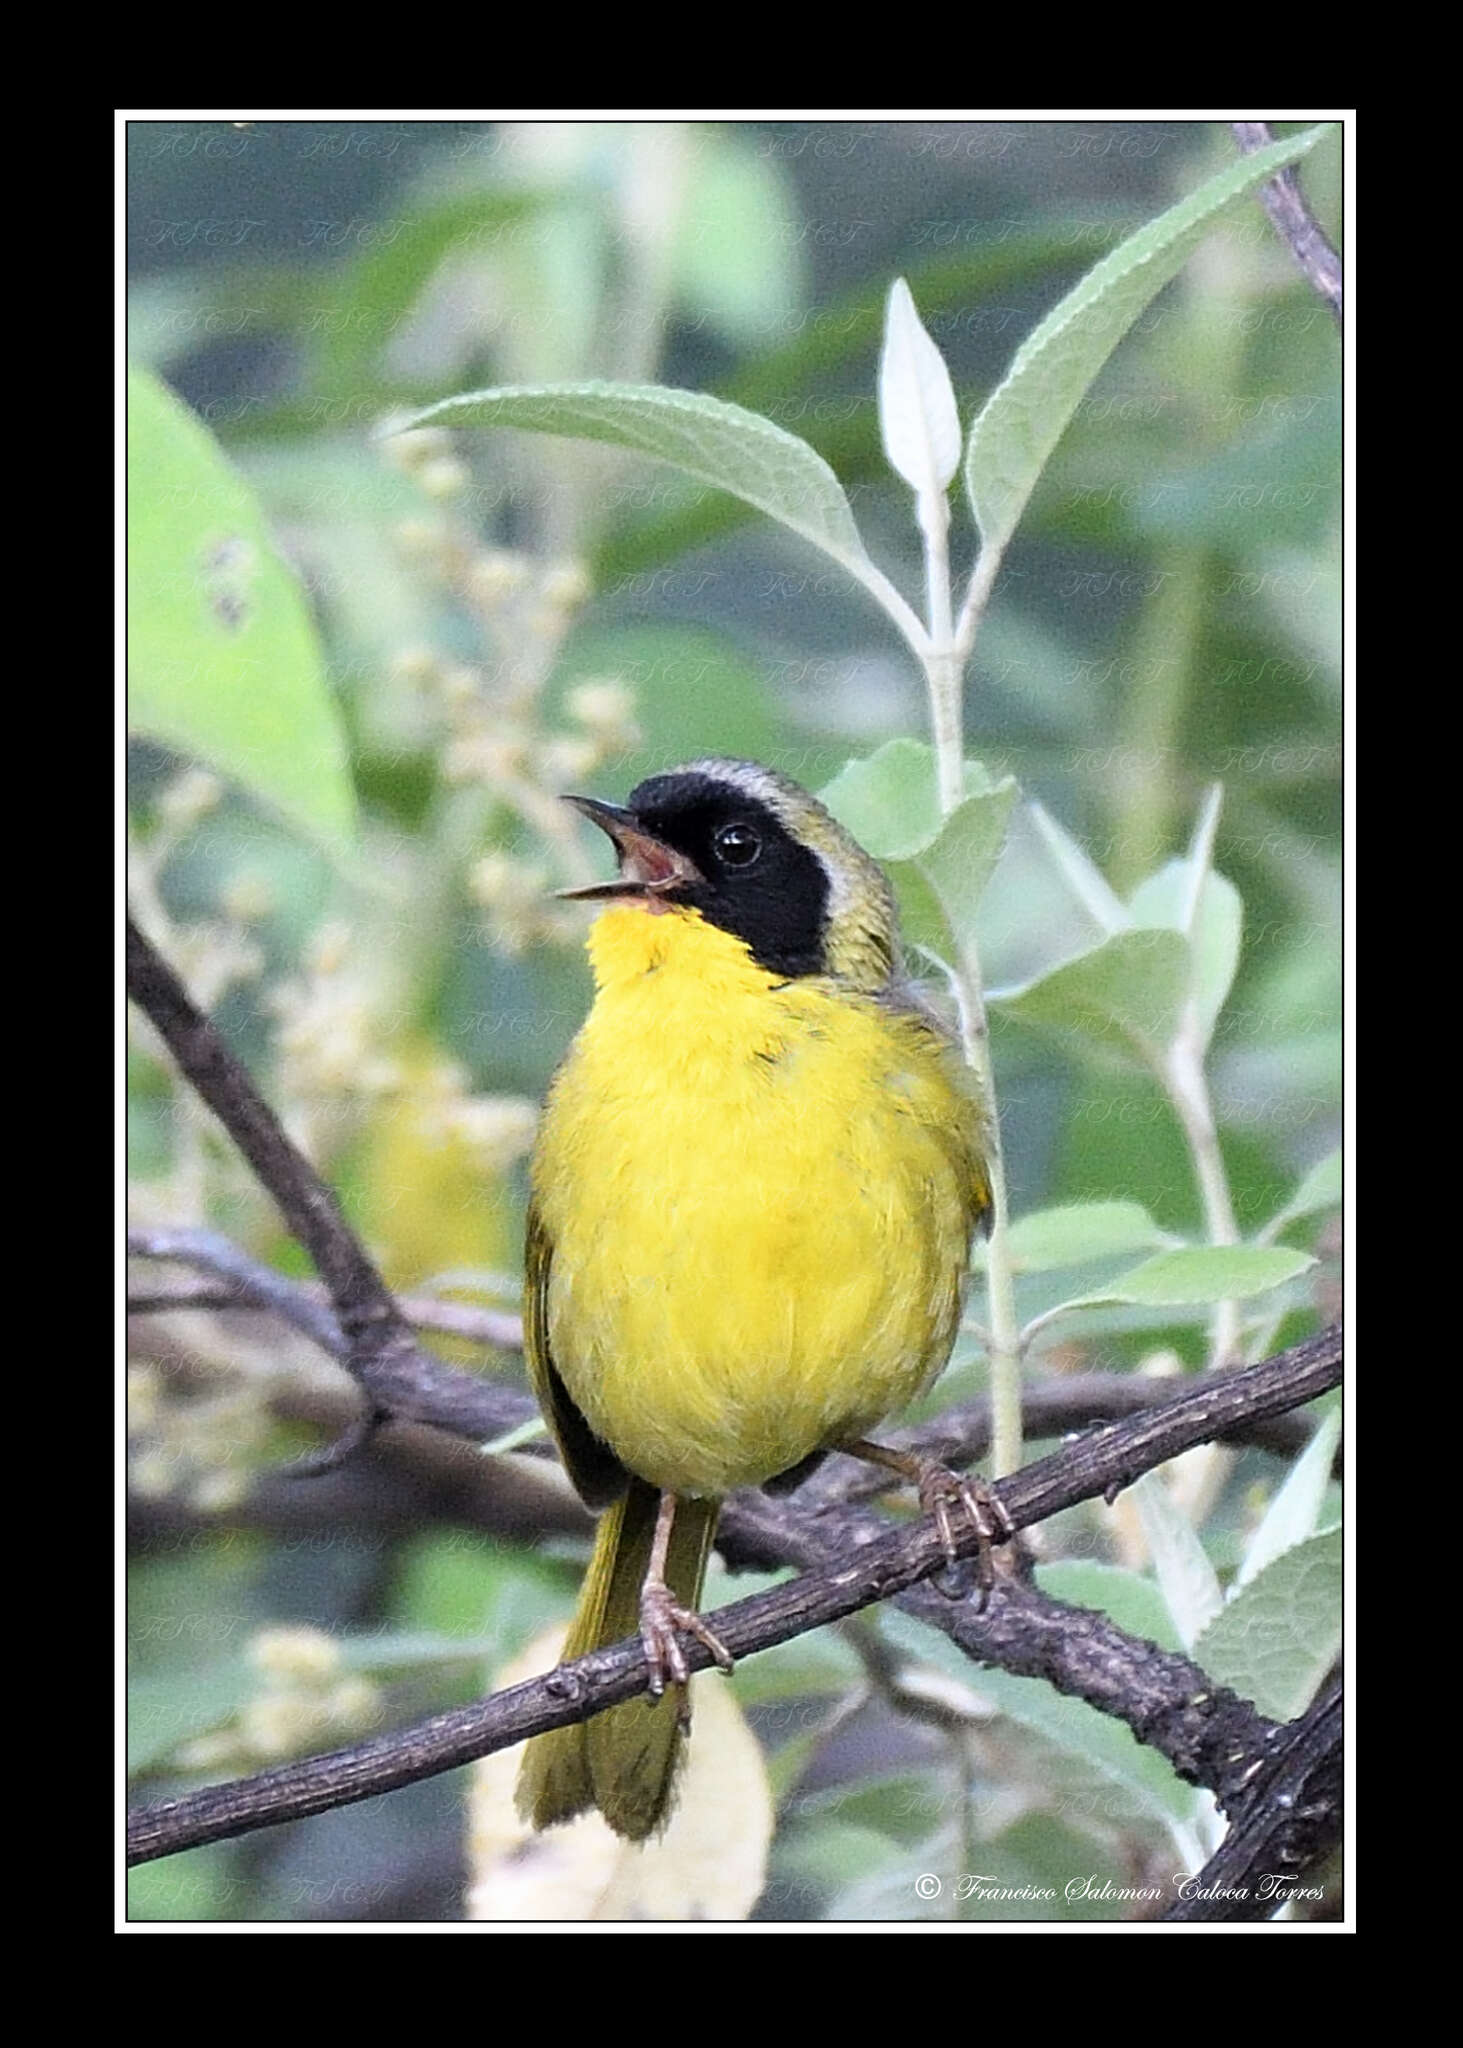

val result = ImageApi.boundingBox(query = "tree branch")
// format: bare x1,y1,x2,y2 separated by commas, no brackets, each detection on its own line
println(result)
129,1222,1331,1474
720,1492,1278,1814
126,1230,522,1351
1162,1675,1343,1921
125,1224,531,1445
123,922,523,1441
810,1362,1327,1486
128,918,1342,1884
127,1335,1338,1865
1232,120,1343,323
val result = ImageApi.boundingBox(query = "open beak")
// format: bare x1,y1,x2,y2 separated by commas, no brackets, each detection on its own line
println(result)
557,795,705,901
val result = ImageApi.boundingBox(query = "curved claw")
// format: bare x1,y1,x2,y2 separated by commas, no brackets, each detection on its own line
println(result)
918,1467,1014,1609
639,1582,734,1711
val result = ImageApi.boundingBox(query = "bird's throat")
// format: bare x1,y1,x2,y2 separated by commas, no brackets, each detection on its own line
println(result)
585,901,778,1000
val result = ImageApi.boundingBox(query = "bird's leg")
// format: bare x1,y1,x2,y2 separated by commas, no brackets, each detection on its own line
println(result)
841,1439,1015,1605
639,1490,735,1722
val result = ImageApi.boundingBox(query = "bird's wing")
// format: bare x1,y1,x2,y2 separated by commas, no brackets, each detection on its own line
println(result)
882,981,994,1239
524,1201,629,1511
939,1054,994,1241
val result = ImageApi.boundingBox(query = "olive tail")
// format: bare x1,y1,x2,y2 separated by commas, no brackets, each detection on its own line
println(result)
516,1480,719,1842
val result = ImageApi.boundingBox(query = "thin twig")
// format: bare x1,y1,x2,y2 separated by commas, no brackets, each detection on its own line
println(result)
126,1225,346,1356
821,1359,1330,1492
127,1336,1338,1865
127,923,447,1422
280,1405,389,1479
1232,121,1343,324
128,1283,262,1314
129,1219,1333,1474
120,925,523,1441
127,1229,523,1351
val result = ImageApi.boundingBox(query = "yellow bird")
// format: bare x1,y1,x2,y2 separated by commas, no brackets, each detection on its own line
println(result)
517,758,1005,1841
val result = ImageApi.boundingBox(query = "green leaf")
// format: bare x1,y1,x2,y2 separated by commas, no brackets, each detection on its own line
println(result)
821,742,1015,966
882,1603,1194,1830
963,125,1332,558
392,380,886,599
479,1415,549,1456
778,1817,918,1909
1063,1244,1315,1311
1192,1527,1342,1722
992,928,1192,1065
673,132,803,346
964,1671,1198,1836
1027,800,1132,936
1189,878,1242,1046
127,1844,238,1922
1266,1149,1343,1237
1129,862,1243,1047
727,1625,861,1708
967,1812,1159,1923
1132,393,1342,552
821,738,945,858
1036,1561,1183,1654
892,784,1018,967
1000,1201,1171,1273
811,1769,949,1851
591,217,1136,584
1236,1408,1342,1590
1131,1472,1223,1650
496,200,607,385
387,1532,567,1648
127,1660,255,1777
127,365,355,853
335,1629,506,1671
309,188,546,393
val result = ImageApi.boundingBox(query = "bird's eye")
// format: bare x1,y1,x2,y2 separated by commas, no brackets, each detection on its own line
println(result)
713,821,762,869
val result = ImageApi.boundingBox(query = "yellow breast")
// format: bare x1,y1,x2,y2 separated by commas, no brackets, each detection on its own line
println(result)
531,904,987,1495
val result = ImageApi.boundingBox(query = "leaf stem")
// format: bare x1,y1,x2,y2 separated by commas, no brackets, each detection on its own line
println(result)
1159,785,1241,1365
920,488,954,653
859,559,934,667
926,646,965,815
920,528,1023,1476
953,537,1004,669
1161,1030,1241,1364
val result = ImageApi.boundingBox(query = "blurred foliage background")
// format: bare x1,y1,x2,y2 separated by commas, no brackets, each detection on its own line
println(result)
126,118,1343,1923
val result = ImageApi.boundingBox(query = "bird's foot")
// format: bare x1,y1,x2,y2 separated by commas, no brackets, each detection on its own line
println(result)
840,1438,1015,1608
639,1578,734,1713
916,1463,1015,1606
